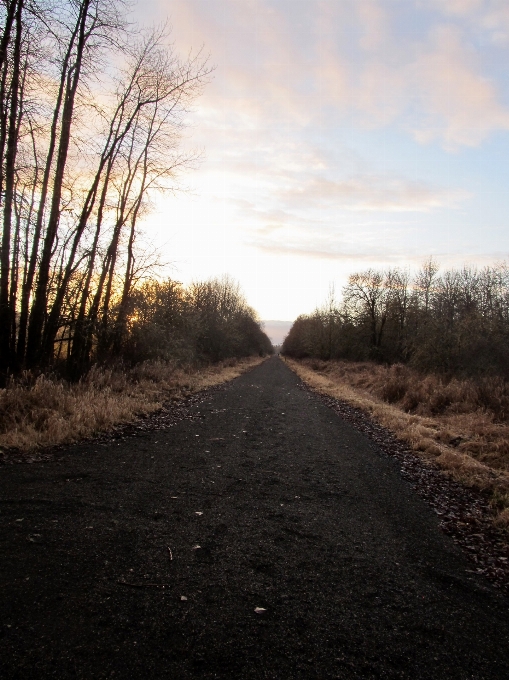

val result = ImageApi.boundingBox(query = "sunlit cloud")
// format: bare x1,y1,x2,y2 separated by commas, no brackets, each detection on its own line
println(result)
409,25,509,149
262,320,293,345
276,176,470,212
253,241,403,262
249,217,424,263
356,0,389,52
427,0,509,45
135,0,509,320
427,0,483,16
168,0,509,150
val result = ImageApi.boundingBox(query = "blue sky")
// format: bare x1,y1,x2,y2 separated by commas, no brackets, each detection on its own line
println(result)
133,0,509,327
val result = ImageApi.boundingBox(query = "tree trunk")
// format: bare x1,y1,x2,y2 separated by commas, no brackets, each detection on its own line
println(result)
67,157,115,377
0,0,23,382
26,0,91,368
0,0,18,74
16,17,80,365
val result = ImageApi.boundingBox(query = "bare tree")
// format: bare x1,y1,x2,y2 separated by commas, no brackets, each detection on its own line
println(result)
284,259,509,377
0,0,23,378
26,0,126,367
0,1,211,382
343,269,390,355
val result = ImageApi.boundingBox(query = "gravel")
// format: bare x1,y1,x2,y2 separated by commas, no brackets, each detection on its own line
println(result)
306,384,509,596
1,356,509,679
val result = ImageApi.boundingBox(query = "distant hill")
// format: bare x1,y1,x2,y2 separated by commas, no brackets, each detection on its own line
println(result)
261,320,293,346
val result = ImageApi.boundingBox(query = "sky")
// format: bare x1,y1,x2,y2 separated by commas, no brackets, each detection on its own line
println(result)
132,0,509,339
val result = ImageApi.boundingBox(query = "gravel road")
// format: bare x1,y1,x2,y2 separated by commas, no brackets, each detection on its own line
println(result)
1,356,509,679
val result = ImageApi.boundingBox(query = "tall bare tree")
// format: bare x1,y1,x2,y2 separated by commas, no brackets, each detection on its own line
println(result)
0,1,211,382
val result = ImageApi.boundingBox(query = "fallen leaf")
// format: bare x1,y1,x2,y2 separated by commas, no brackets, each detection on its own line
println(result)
254,607,266,614
195,511,203,516
181,596,188,601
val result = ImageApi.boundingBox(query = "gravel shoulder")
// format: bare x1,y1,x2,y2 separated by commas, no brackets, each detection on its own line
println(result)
1,356,509,679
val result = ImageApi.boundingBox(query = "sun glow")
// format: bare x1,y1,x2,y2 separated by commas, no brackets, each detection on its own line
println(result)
131,0,509,328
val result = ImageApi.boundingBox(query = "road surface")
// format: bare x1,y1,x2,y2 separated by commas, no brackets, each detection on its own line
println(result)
1,357,509,678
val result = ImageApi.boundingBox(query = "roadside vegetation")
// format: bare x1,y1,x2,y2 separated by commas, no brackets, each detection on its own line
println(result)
0,273,272,451
0,0,215,383
0,1,272,452
0,355,266,452
283,261,509,526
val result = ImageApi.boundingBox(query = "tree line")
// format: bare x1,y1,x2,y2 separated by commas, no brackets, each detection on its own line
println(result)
121,275,272,365
283,260,509,377
0,0,269,384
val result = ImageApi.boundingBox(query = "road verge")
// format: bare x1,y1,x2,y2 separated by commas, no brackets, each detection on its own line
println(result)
287,358,509,528
0,356,266,454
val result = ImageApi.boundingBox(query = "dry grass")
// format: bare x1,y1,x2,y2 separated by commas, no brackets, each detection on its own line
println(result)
287,358,509,525
0,356,266,453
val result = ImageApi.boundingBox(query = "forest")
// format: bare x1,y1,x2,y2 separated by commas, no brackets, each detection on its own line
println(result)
283,261,509,516
0,0,271,387
283,260,509,379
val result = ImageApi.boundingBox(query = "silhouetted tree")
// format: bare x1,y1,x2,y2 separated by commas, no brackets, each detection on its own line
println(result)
283,262,509,378
0,1,213,381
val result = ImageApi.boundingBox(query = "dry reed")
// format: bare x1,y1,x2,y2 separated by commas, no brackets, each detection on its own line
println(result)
288,358,509,526
0,357,265,452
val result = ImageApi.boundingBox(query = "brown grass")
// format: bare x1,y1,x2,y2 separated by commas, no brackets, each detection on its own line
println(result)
0,356,266,453
287,358,509,526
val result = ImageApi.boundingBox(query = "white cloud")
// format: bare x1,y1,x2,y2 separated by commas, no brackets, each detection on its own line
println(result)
427,0,509,45
164,0,509,151
276,175,469,212
409,25,509,149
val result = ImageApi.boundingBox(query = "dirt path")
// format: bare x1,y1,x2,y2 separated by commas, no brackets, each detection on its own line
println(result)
2,357,509,679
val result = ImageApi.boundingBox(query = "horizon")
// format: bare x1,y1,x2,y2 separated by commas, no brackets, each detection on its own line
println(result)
261,320,294,346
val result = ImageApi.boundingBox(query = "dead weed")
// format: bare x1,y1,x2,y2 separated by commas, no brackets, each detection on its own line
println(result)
288,358,509,527
0,356,265,453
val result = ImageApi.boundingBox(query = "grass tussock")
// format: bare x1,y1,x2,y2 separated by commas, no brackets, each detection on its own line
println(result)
0,356,265,453
288,358,509,526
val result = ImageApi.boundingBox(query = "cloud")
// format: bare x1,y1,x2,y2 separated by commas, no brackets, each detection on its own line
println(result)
165,0,509,151
261,319,293,344
427,0,483,15
327,13,509,148
356,0,389,51
252,237,508,267
252,239,413,262
166,0,315,126
276,176,470,213
409,25,509,149
427,0,509,45
247,214,424,263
